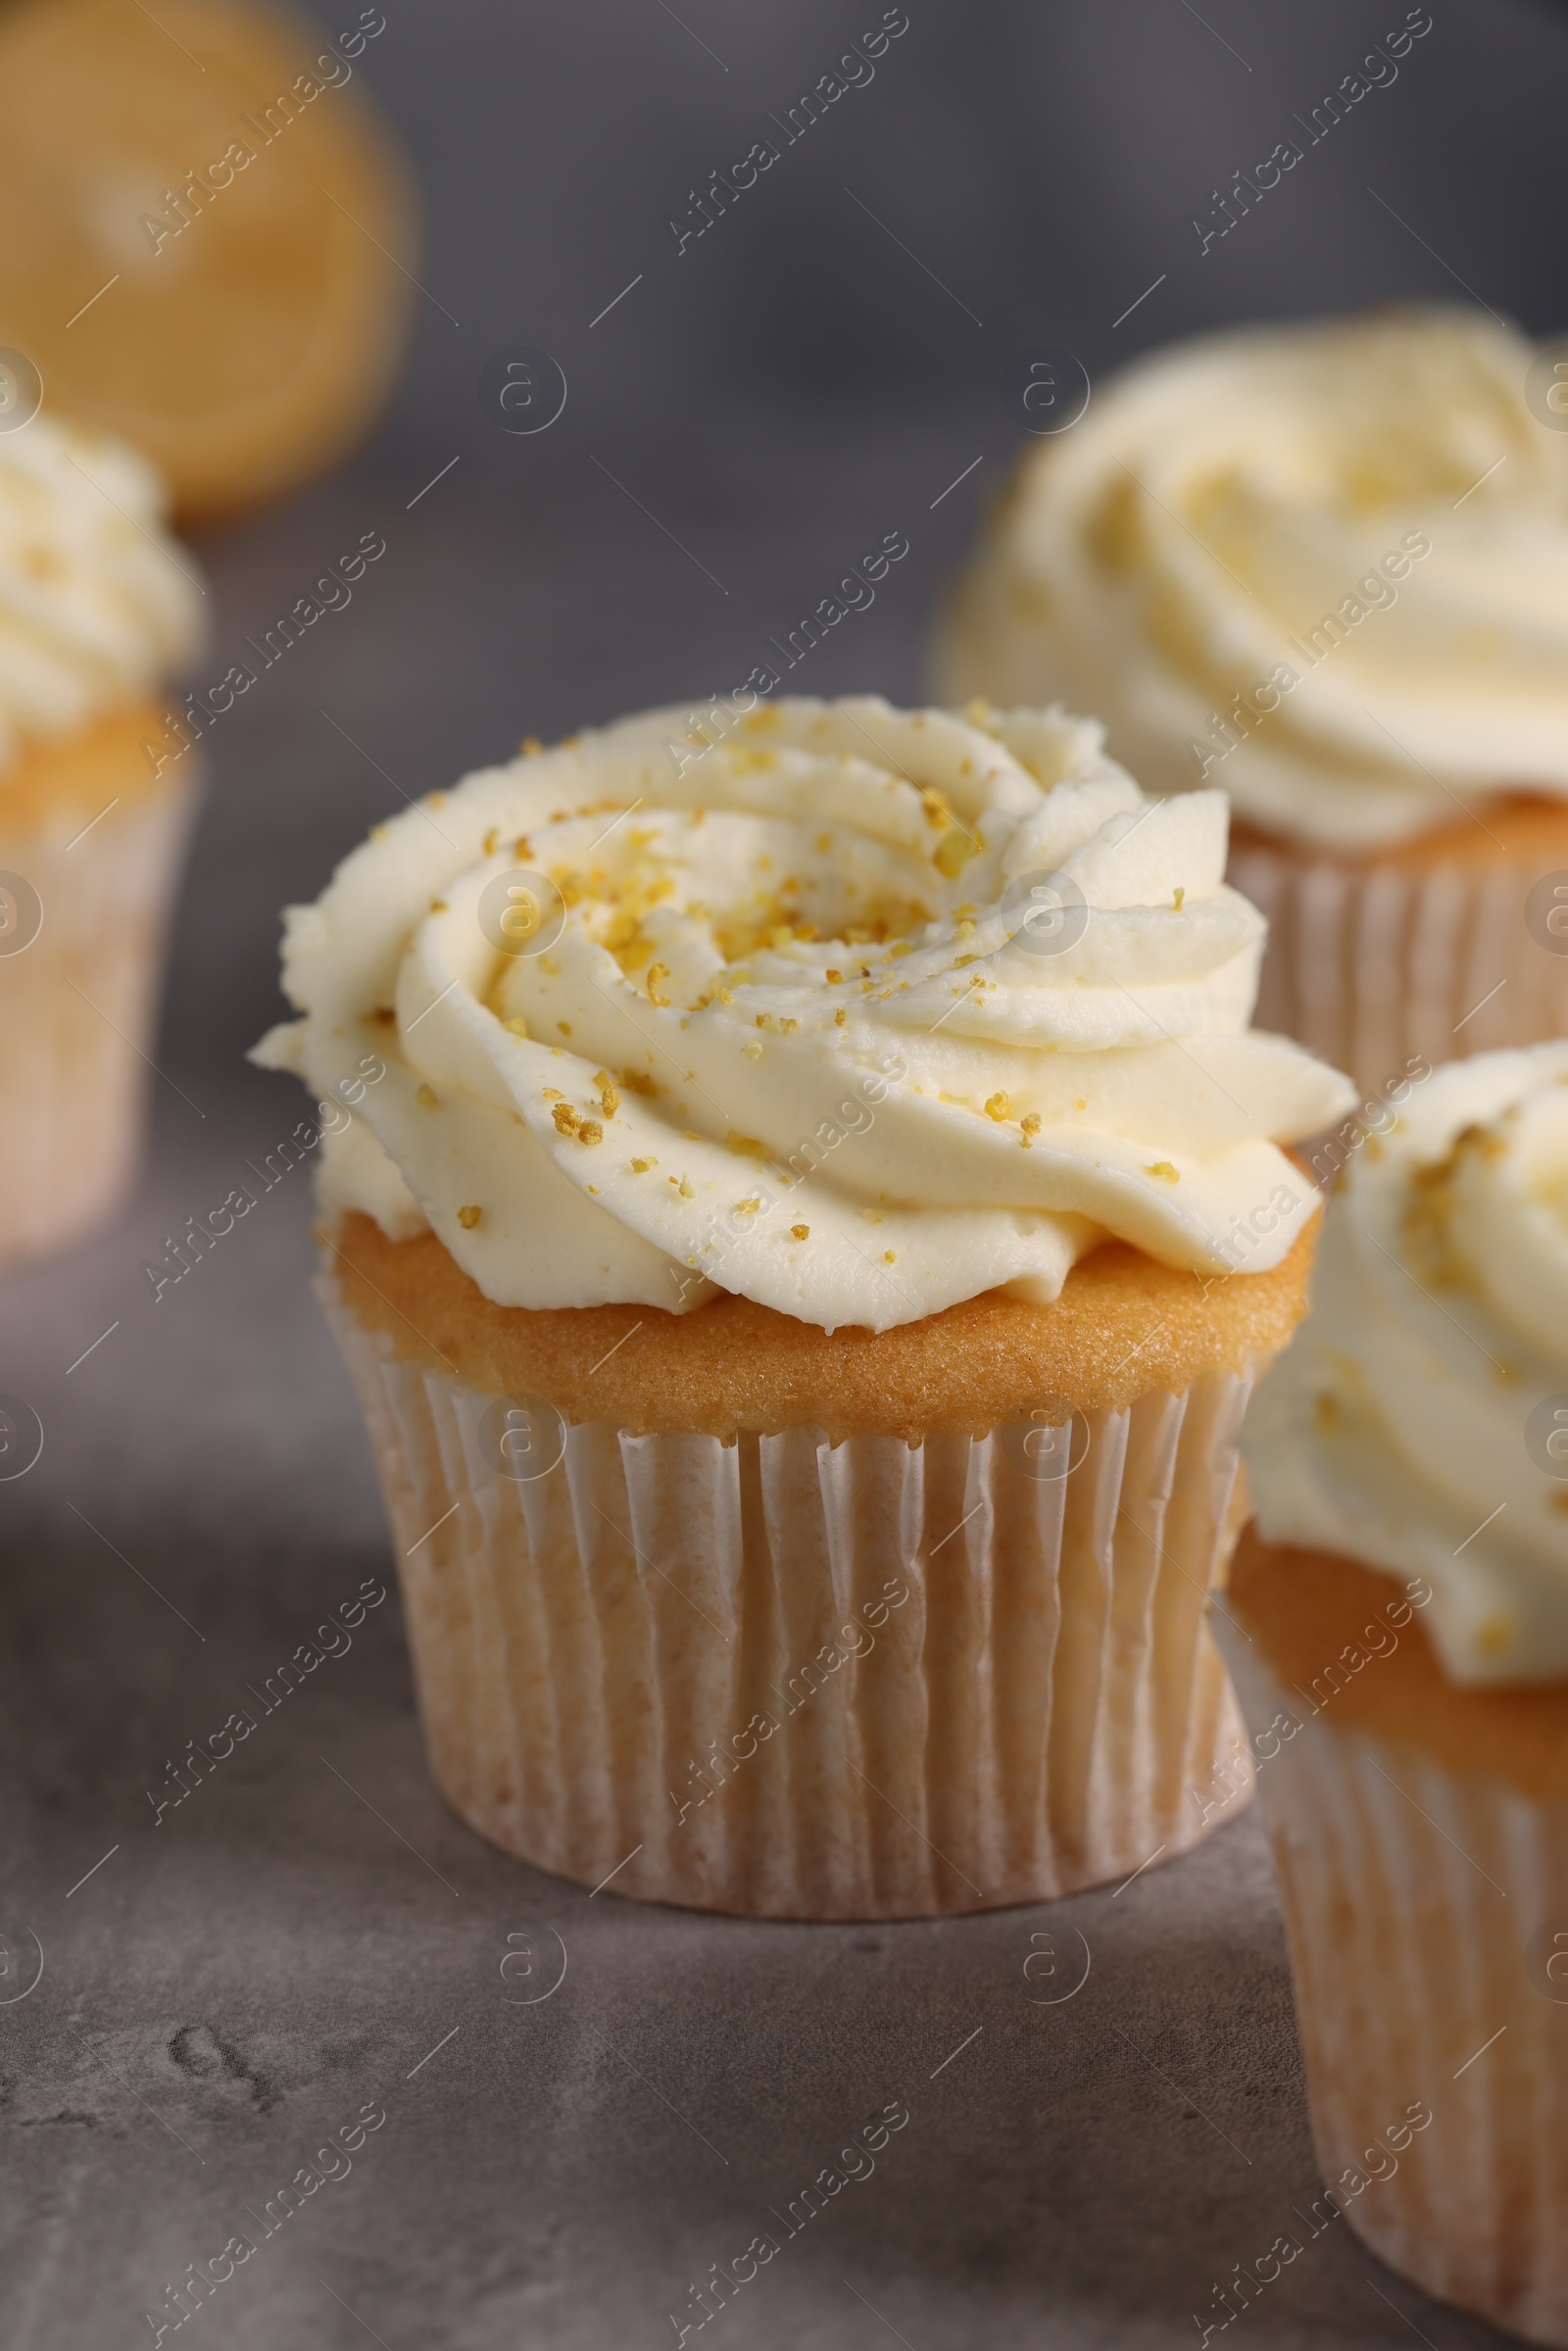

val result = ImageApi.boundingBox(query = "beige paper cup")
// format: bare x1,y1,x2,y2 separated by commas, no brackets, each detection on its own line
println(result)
1219,1536,1568,2346
320,1264,1277,1921
0,718,199,1268
1229,809,1568,1100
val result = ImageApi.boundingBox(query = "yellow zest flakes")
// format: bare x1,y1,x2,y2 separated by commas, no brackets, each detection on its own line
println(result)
415,1083,438,1109
597,1073,620,1117
630,1157,656,1173
520,736,544,756
552,1102,582,1136
934,829,975,879
735,1199,760,1215
542,1085,564,1100
726,1133,769,1158
815,832,832,853
1145,1160,1179,1182
955,918,976,939
371,821,391,841
883,1250,897,1264
1020,1113,1042,1147
791,1224,809,1241
504,1014,528,1038
678,1176,695,1199
781,1016,799,1033
755,1011,777,1032
713,985,735,1005
920,785,952,830
887,941,911,960
514,835,532,860
984,1092,1011,1122
557,1021,572,1036
965,698,989,725
955,954,979,969
825,968,843,985
1173,886,1185,910
429,898,449,913
482,827,498,857
457,1204,482,1230
742,1040,764,1061
834,1007,847,1026
586,1184,600,1195
578,1120,604,1147
646,961,671,1006
620,1068,660,1097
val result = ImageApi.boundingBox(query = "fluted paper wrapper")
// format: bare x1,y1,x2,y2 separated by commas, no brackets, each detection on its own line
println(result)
0,768,199,1267
323,1275,1268,1919
1229,834,1568,1100
1219,1627,1568,2346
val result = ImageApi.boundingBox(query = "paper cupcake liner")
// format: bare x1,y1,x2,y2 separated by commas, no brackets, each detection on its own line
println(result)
0,767,199,1267
322,1273,1269,1919
1219,1629,1568,2345
1228,835,1568,1099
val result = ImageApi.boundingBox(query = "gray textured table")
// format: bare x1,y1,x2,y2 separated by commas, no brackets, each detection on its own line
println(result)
0,412,1519,2350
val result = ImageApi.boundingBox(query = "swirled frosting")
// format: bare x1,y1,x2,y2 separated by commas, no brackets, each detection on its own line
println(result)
253,696,1351,1333
936,307,1568,852
1246,1044,1568,1685
0,414,204,769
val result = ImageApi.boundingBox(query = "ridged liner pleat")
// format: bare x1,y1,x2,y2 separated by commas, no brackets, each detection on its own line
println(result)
1222,1632,1568,2347
1228,838,1568,1099
0,772,198,1266
325,1275,1265,1920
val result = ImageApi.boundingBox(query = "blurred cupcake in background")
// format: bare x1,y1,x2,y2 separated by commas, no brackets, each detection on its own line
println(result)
0,413,205,1268
1224,1044,1568,2342
0,0,417,524
254,694,1351,1920
935,308,1568,1095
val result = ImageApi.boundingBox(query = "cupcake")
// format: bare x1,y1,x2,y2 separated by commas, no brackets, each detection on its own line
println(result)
935,308,1568,1095
1225,1044,1568,2341
0,414,205,1268
254,694,1351,1919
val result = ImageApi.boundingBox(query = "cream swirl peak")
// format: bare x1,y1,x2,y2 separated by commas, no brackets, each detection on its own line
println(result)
253,696,1351,1332
1246,1044,1568,1685
936,307,1568,852
0,415,204,767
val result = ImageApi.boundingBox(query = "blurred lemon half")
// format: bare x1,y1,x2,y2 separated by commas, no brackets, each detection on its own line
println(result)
0,0,420,523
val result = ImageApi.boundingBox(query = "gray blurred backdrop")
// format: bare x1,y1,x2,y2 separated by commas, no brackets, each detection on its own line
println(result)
4,6,1567,2348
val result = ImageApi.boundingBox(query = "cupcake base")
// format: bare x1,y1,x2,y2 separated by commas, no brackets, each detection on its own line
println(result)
318,1215,1317,1920
1221,1530,1568,2347
0,706,200,1268
1229,796,1568,1100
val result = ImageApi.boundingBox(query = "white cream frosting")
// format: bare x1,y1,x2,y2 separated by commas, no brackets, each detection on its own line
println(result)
253,696,1351,1333
1246,1044,1568,1686
0,414,203,767
936,307,1568,852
